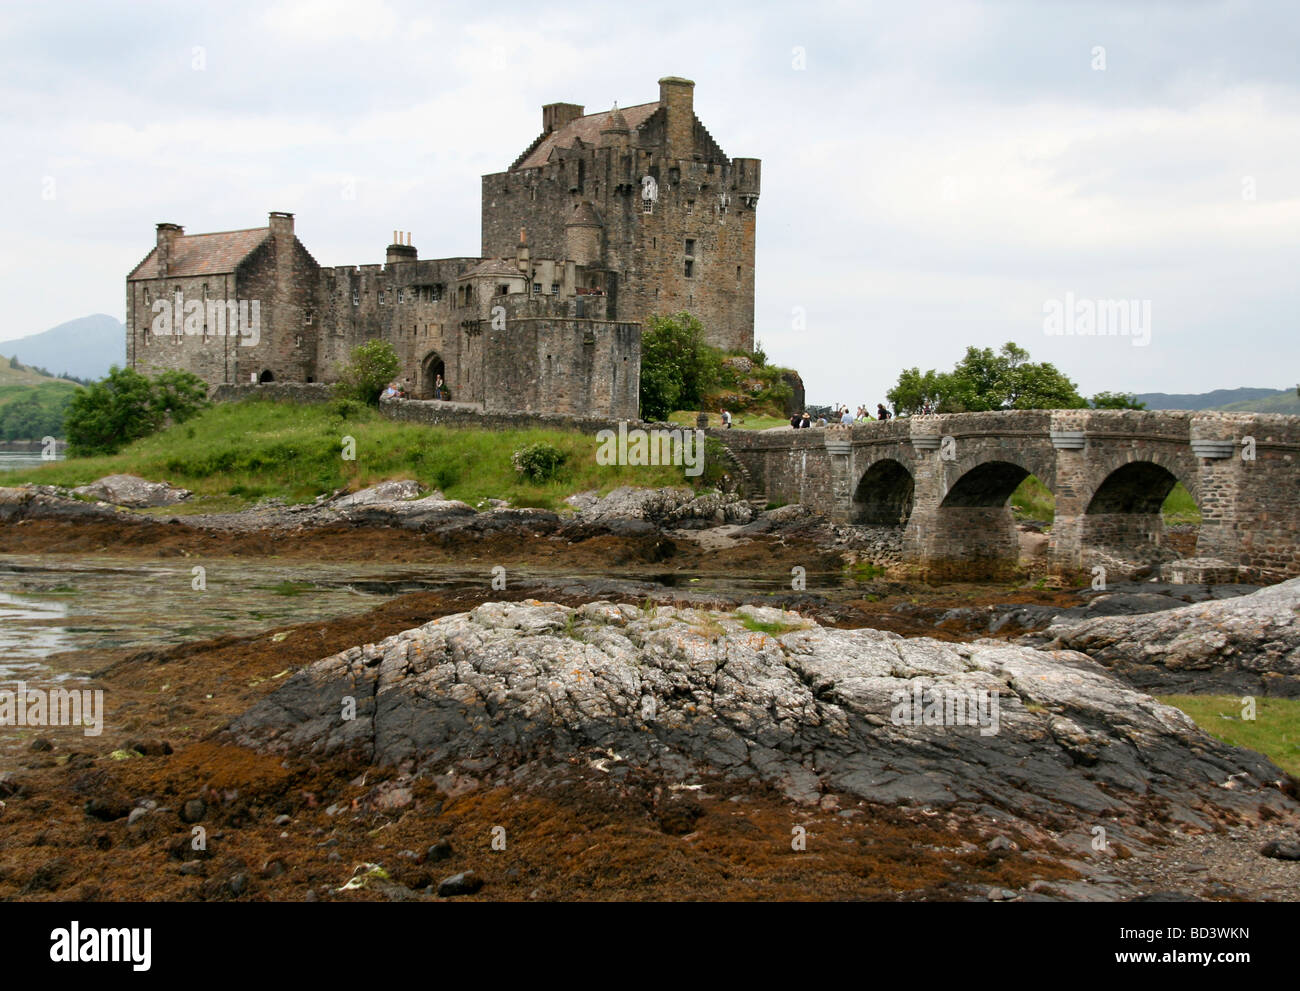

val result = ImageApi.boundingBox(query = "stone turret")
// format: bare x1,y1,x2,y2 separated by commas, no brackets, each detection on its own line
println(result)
599,103,630,150
564,200,602,266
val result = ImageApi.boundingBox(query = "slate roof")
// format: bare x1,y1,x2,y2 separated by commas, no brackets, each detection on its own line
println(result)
515,101,660,170
128,227,270,280
462,258,526,279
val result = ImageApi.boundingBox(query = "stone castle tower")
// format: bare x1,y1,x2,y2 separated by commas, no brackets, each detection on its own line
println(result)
482,77,760,352
124,76,758,413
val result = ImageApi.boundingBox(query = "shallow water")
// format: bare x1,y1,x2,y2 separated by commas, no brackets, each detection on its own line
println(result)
0,452,58,472
0,553,854,679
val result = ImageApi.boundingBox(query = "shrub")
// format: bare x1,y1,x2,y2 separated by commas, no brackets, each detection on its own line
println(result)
65,366,209,456
511,442,566,481
333,340,400,405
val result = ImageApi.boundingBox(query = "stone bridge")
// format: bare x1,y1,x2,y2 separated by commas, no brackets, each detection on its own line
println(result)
714,410,1300,582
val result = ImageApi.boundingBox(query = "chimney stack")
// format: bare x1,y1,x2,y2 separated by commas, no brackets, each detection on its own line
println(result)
542,102,584,134
387,230,417,264
155,222,183,277
269,211,294,240
516,228,530,273
658,76,695,160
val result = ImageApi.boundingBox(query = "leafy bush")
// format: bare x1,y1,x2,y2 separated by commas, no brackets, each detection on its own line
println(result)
65,366,209,456
333,340,400,405
329,397,368,420
639,312,720,421
511,442,566,481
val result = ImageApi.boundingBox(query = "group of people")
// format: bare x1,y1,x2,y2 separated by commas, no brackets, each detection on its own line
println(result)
380,374,446,401
789,403,894,429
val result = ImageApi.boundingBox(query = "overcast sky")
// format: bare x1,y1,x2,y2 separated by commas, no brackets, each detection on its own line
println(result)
2,0,1297,403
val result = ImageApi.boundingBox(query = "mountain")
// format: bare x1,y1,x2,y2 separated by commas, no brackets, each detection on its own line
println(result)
1134,387,1295,413
0,314,124,382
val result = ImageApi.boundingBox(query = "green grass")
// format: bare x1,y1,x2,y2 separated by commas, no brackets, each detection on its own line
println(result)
5,399,696,511
1160,695,1300,777
739,615,806,636
669,410,790,431
1010,476,1201,526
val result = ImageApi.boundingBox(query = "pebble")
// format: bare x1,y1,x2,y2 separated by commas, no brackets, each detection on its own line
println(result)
437,871,484,897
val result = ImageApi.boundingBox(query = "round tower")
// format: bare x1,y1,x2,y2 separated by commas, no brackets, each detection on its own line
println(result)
564,200,603,266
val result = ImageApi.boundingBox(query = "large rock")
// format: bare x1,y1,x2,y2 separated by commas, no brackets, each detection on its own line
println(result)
1029,578,1300,696
331,480,425,507
227,601,1294,835
566,487,753,528
71,474,191,508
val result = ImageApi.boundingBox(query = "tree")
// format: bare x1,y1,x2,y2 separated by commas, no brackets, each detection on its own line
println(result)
151,369,210,423
887,342,1087,414
1090,391,1147,410
639,312,720,421
334,340,400,405
64,366,207,456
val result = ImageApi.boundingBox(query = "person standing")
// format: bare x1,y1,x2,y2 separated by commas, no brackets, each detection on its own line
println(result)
721,409,733,429
434,374,444,401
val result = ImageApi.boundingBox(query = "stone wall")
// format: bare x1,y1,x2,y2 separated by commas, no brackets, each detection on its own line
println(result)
211,382,333,404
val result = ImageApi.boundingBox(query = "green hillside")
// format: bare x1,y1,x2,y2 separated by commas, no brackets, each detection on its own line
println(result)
0,357,80,440
1214,391,1300,415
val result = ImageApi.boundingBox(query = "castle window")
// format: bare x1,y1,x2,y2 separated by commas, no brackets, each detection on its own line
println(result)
379,291,387,305
352,291,359,306
551,283,559,294
294,334,303,348
433,284,444,301
736,265,741,280
686,200,694,214
304,310,313,325
144,288,151,304
202,283,208,299
533,283,542,295
397,288,404,304
497,284,509,296
684,260,694,278
643,200,653,214
685,239,695,256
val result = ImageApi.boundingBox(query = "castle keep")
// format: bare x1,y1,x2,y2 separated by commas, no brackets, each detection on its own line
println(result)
125,76,760,418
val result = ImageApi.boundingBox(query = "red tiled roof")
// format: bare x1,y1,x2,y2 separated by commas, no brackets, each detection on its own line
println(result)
128,227,270,280
515,101,660,170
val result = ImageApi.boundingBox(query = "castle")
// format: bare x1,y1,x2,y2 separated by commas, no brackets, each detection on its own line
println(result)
125,76,760,419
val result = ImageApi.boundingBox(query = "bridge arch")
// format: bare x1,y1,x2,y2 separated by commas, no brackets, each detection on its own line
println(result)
910,458,1054,579
1076,457,1201,576
939,460,1034,509
852,458,914,525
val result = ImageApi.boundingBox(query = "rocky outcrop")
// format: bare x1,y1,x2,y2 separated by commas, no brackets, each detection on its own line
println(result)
228,602,1294,836
1029,578,1300,696
71,474,191,508
565,487,754,527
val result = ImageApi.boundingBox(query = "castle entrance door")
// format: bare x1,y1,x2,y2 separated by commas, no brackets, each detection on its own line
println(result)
421,352,445,399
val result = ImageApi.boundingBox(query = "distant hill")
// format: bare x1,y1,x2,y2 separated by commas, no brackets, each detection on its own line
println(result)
1135,386,1295,413
0,314,124,382
0,363,79,441
0,357,79,387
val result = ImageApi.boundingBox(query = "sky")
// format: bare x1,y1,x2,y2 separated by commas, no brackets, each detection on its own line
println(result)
1,0,1297,404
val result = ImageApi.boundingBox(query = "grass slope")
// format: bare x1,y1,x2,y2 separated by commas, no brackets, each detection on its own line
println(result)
1161,695,1300,777
6,400,696,511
